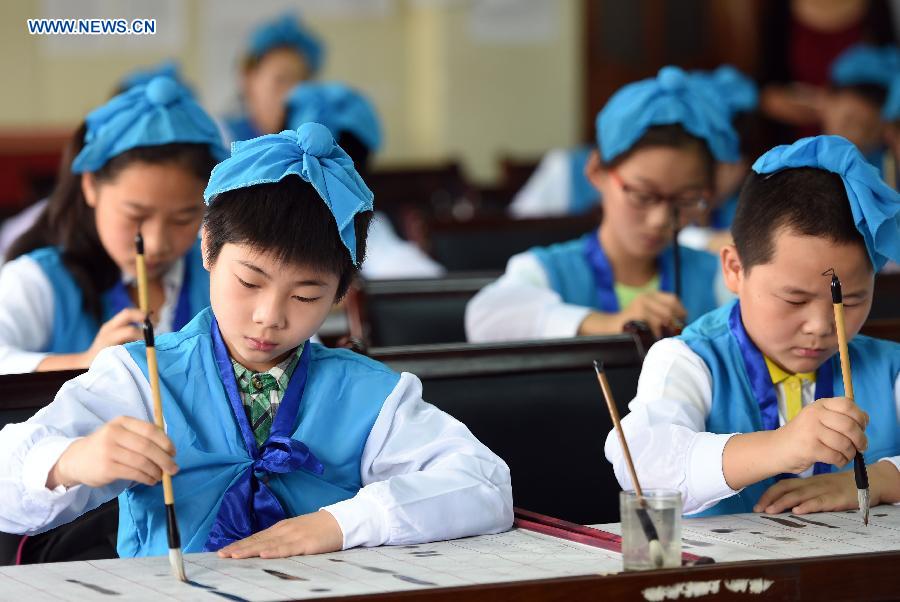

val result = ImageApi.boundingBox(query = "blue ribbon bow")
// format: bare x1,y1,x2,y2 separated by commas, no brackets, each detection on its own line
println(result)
204,319,324,551
204,122,374,265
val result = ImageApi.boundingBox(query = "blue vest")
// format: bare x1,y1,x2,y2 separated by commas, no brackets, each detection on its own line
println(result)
680,301,900,515
567,146,601,214
26,241,209,354
530,232,720,324
118,307,401,557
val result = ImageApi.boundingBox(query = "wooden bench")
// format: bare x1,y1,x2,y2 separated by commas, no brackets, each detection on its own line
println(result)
371,334,644,525
424,214,598,271
344,273,499,347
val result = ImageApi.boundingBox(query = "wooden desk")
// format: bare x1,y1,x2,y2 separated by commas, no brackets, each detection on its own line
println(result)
334,551,900,601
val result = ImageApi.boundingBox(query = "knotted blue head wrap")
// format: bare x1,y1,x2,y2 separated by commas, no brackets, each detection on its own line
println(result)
117,60,190,94
884,74,900,121
247,13,324,75
284,82,382,152
752,135,900,270
597,66,739,163
831,44,900,88
204,122,374,265
71,76,227,174
691,65,759,117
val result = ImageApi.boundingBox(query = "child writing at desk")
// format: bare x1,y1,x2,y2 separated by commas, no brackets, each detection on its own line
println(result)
0,123,513,558
605,135,900,516
466,67,737,342
0,76,226,374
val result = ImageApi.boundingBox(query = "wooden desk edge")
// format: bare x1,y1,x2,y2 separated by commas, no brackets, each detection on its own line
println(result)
320,550,900,601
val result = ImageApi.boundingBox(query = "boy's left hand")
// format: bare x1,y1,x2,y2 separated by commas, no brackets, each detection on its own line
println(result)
754,460,900,515
217,510,344,559
753,472,862,515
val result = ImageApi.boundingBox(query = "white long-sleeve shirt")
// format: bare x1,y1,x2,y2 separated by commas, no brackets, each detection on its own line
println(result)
604,337,900,515
0,254,184,374
0,345,513,550
465,251,732,343
507,150,572,219
465,252,592,343
361,212,446,280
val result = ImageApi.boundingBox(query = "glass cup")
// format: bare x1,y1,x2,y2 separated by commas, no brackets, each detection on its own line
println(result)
619,489,682,571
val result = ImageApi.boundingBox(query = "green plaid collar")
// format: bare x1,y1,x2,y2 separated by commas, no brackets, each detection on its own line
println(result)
231,344,304,397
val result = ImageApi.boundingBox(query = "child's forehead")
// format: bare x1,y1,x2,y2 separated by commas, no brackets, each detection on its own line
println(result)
225,242,335,281
753,228,872,285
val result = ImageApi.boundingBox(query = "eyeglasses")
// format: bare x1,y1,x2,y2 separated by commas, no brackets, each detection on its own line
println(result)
608,170,709,216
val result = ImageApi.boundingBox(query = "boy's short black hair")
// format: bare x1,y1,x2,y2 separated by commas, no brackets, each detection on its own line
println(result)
732,167,868,273
203,175,372,300
601,123,716,184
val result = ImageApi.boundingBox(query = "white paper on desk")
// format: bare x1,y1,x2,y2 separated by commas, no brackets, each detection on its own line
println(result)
597,504,900,563
0,528,622,601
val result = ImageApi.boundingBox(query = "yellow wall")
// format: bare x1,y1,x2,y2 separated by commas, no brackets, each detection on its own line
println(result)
0,0,583,183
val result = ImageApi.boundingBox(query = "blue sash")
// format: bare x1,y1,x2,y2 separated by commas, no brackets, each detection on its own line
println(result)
582,231,673,312
204,318,324,550
106,263,194,330
727,302,833,477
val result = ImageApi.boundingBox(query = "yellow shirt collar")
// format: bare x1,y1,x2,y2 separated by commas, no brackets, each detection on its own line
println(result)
764,356,815,384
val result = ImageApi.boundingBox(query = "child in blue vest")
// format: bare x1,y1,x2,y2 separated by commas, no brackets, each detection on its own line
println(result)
0,76,226,374
0,123,513,558
605,135,900,516
466,66,737,342
823,44,899,176
679,66,762,254
224,13,323,144
283,81,445,279
507,144,599,219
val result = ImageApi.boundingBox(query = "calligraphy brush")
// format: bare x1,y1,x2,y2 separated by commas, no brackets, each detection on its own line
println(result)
826,269,869,526
668,205,685,335
672,205,682,301
593,360,665,568
136,233,187,580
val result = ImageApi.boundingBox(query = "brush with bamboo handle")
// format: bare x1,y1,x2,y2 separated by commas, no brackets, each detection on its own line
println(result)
136,232,186,580
593,360,664,568
829,271,869,526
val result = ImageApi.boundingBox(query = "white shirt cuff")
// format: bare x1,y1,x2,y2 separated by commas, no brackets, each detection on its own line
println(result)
685,432,740,514
878,456,900,474
541,304,592,338
21,436,80,500
4,351,51,375
322,491,390,550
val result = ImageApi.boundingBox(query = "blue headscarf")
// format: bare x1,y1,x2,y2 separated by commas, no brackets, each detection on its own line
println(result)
597,66,739,163
117,60,191,94
884,74,900,121
830,44,900,88
71,76,227,173
691,65,759,117
284,82,382,152
204,123,373,264
247,13,324,75
752,135,900,270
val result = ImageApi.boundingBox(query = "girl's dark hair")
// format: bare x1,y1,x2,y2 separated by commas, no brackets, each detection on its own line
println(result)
600,124,716,184
732,167,868,273
202,175,372,301
6,123,218,321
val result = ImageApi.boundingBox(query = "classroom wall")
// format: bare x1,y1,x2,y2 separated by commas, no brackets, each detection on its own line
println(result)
0,0,583,183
